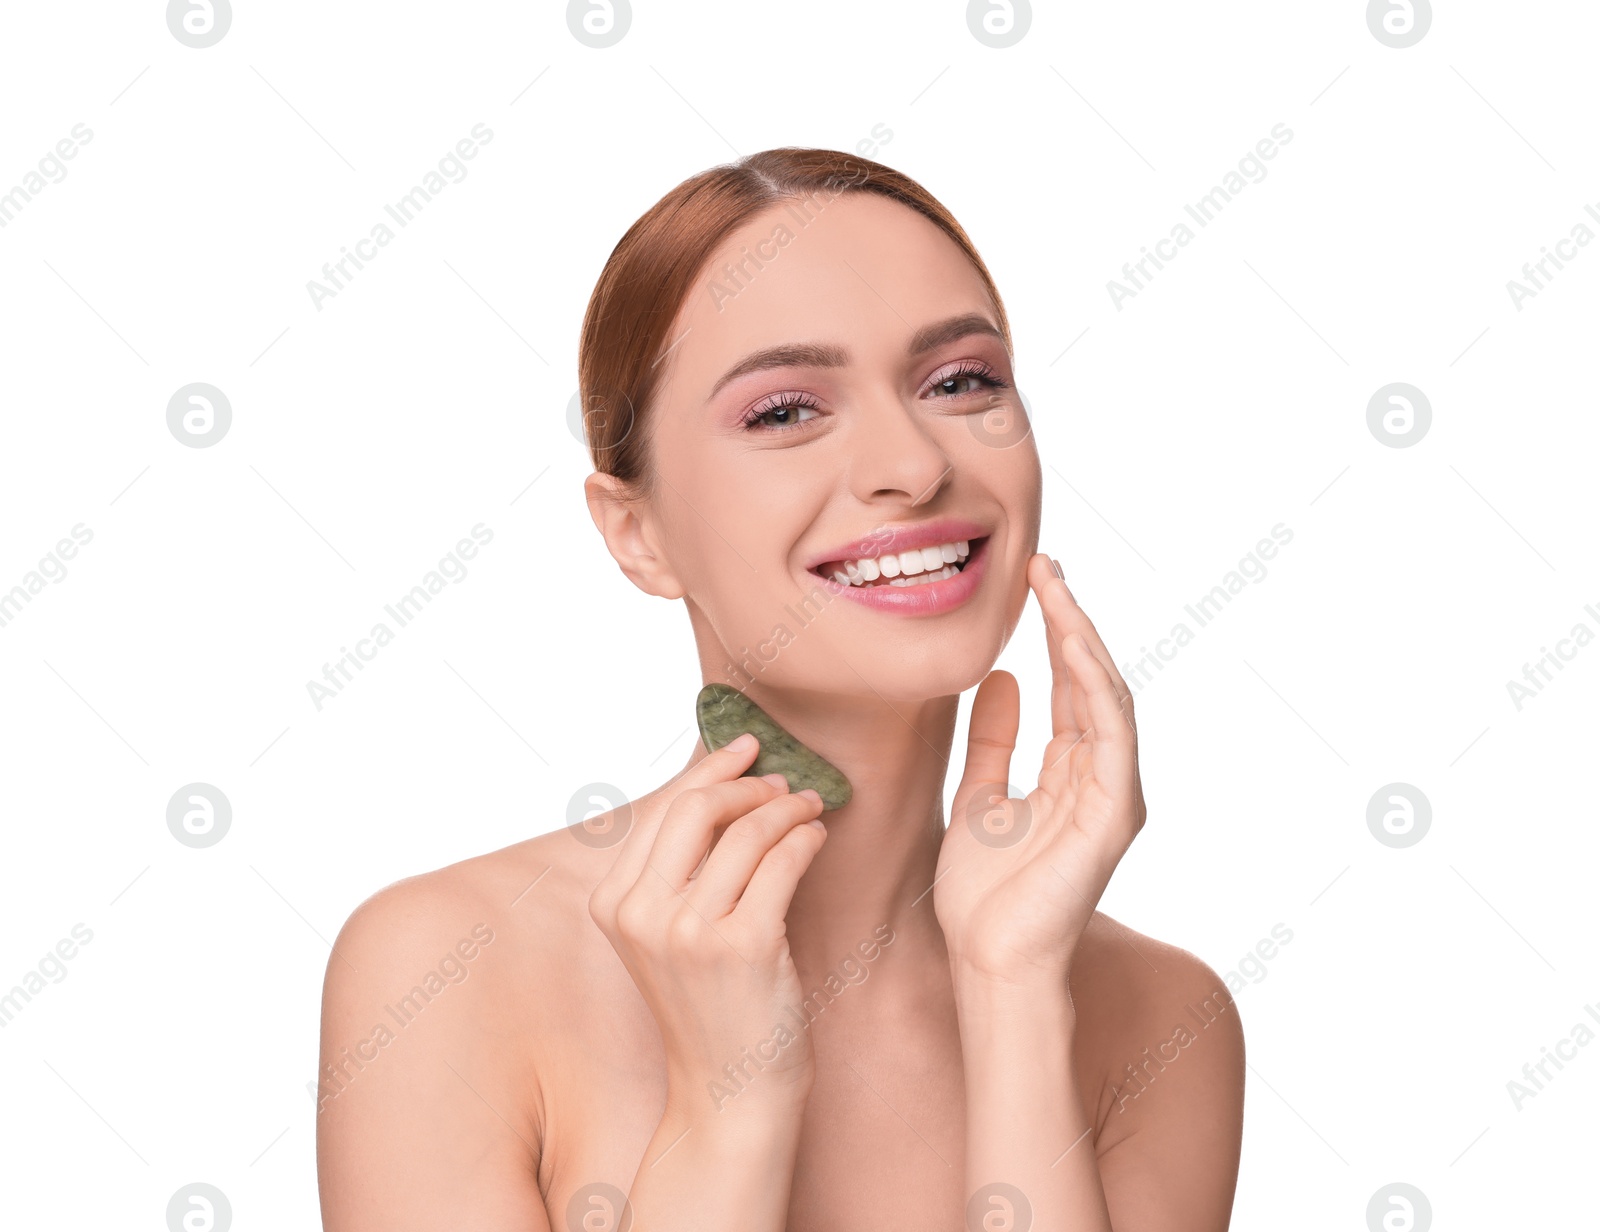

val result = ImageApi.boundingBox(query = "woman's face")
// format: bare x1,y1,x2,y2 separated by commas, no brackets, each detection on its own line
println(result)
617,190,1042,703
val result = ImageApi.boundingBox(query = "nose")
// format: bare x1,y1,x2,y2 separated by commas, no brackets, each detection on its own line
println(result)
845,384,954,509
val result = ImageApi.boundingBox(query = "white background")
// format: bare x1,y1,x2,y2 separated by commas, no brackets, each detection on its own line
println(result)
1,1,1595,1228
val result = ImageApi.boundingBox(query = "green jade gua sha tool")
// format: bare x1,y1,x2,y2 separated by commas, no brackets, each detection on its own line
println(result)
695,683,853,811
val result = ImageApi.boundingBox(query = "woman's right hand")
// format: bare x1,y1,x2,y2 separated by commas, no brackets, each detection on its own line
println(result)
588,731,830,1123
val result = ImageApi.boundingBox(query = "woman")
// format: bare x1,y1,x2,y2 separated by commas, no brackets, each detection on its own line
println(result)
316,148,1245,1231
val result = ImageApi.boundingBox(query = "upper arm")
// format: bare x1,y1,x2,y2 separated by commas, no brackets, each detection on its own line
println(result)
1094,944,1245,1232
315,876,549,1232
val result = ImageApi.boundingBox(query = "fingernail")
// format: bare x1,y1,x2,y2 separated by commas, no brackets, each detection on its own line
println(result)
760,772,790,789
1050,558,1076,601
729,732,757,753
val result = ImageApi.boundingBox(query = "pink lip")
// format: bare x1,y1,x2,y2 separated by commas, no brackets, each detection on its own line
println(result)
804,517,990,574
812,534,990,616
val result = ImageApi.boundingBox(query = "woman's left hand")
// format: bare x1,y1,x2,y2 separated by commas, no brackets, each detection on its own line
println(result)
934,553,1147,989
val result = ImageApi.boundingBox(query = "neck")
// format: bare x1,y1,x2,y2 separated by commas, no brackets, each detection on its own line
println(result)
678,678,957,982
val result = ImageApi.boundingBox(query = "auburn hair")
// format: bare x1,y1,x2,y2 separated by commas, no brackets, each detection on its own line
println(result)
576,147,1012,493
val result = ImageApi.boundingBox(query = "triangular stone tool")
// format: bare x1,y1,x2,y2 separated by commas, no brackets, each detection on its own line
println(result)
695,683,853,811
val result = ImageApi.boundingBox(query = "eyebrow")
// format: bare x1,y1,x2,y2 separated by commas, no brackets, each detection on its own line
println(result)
707,312,1005,400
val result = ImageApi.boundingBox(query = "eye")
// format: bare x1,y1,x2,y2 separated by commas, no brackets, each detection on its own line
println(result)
740,395,822,432
925,360,1010,400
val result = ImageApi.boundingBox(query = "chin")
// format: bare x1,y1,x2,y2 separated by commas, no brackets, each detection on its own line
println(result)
794,636,1001,705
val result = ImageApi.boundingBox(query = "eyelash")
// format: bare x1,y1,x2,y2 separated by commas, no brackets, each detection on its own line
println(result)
738,361,1011,433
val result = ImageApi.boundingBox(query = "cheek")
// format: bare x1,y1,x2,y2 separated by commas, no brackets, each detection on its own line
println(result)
707,578,851,689
1020,454,1044,537
997,435,1044,525
956,429,1042,534
688,541,819,640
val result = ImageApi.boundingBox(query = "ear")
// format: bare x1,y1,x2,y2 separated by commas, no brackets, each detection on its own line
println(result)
584,471,685,600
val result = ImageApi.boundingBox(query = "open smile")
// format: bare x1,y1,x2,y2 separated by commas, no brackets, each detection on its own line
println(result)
807,534,991,616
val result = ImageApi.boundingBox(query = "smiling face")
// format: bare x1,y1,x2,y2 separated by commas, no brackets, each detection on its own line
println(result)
588,190,1042,703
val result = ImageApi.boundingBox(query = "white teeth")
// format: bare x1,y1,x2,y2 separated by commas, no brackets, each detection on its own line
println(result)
820,538,979,588
888,564,959,587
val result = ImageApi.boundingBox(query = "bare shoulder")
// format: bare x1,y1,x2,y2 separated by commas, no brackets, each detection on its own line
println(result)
1073,911,1244,1029
315,824,618,1231
1070,911,1245,1231
320,822,620,1073
1070,910,1246,1117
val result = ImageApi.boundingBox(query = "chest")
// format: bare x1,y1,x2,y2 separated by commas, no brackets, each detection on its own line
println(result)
789,1036,971,1231
538,1014,975,1231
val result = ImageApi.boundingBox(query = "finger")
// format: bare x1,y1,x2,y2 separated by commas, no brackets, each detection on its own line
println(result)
734,815,829,923
1029,555,1133,723
689,788,825,916
956,669,1020,816
643,774,791,897
1062,632,1136,787
1034,553,1129,691
1028,556,1084,740
602,733,763,893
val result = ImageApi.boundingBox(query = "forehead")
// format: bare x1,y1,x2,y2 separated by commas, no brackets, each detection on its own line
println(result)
663,192,1000,388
